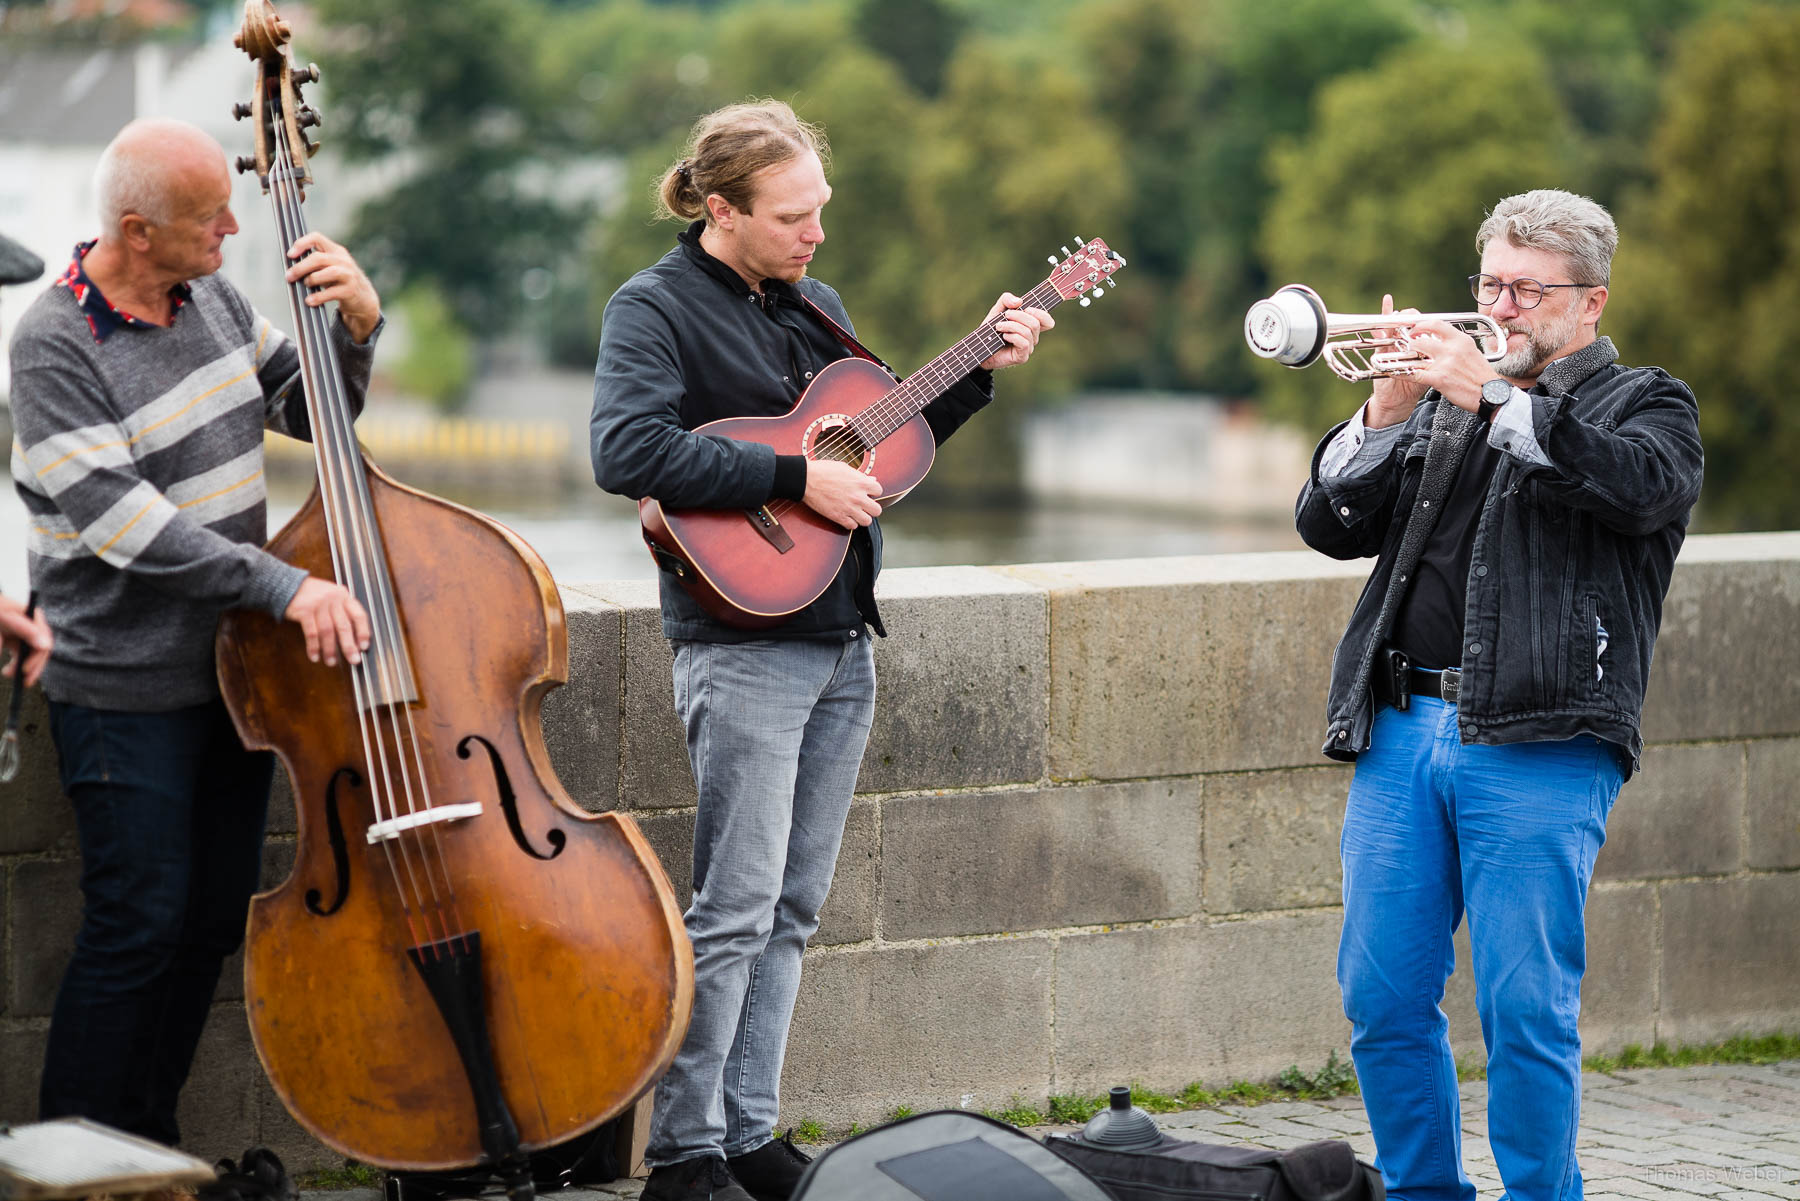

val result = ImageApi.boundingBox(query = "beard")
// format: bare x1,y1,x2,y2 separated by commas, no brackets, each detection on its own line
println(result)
1494,300,1582,378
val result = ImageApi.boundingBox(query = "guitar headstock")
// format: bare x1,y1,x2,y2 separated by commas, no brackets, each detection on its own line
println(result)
230,0,322,195
1044,236,1126,307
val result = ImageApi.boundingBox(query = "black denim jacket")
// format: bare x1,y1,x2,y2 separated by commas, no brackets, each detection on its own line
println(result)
1295,337,1703,777
590,222,993,642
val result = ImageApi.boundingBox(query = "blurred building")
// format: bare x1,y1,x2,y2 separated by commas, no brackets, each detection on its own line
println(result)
1022,393,1313,519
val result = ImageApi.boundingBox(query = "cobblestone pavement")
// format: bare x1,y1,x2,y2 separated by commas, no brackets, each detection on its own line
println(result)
317,1061,1800,1200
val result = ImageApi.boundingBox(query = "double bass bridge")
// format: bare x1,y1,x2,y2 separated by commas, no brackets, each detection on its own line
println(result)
366,801,482,844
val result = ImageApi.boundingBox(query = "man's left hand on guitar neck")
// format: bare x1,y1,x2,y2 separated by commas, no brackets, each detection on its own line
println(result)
980,293,1055,370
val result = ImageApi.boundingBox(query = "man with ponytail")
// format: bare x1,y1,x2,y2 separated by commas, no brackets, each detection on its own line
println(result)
591,100,1052,1201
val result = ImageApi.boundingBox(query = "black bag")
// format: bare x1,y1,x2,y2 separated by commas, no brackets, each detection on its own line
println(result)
793,1111,1113,1201
1046,1133,1384,1201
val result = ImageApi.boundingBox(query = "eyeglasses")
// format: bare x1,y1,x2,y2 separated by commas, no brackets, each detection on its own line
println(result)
1469,274,1598,309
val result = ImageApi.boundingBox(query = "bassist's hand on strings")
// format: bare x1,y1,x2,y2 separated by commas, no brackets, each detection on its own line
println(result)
285,232,382,343
980,292,1055,371
803,459,883,530
284,577,372,667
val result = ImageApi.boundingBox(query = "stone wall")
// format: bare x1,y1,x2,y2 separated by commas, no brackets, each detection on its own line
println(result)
3,532,1797,1166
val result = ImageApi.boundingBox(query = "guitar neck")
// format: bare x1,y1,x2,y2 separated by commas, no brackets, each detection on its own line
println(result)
848,280,1064,447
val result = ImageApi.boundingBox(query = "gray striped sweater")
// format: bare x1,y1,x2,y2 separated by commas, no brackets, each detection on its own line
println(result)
8,269,377,710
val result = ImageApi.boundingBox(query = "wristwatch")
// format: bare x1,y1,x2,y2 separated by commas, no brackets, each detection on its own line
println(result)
1477,377,1511,424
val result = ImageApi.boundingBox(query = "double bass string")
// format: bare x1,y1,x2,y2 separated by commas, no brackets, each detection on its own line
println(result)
267,116,468,949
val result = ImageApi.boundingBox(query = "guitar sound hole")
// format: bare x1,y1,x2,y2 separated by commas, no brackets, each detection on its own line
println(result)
812,422,868,468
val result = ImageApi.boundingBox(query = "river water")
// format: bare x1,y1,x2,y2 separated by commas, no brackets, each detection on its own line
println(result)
0,479,1303,596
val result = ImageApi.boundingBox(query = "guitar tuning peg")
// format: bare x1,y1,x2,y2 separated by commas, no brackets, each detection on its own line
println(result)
1060,245,1072,257
1079,296,1092,307
1073,234,1085,247
232,102,252,121
1047,256,1058,265
1092,287,1105,298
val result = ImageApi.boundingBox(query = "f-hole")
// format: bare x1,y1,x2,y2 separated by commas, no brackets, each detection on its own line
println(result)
305,766,361,916
458,734,565,861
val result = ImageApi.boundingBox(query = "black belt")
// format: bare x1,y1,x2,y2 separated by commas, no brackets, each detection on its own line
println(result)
1375,647,1462,708
1407,667,1462,703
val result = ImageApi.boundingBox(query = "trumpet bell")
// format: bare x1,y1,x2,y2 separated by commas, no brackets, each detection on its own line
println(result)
1245,284,1508,382
1245,284,1331,368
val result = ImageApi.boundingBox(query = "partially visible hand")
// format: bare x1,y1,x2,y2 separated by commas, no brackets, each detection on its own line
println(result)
979,293,1055,371
284,577,371,667
1403,315,1499,413
286,231,381,343
803,459,883,530
0,596,52,688
1366,294,1428,429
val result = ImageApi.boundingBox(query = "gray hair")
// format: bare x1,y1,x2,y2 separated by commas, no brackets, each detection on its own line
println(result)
1476,189,1618,287
94,139,174,232
92,118,221,232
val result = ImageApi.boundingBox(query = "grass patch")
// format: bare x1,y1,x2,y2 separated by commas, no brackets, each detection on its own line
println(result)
886,1104,915,1122
1585,1032,1800,1074
297,1162,383,1191
984,1094,1048,1127
793,1117,827,1144
1456,1053,1488,1082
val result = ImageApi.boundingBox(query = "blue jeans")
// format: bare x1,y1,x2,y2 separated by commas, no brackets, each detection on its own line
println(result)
41,699,274,1146
647,637,876,1167
1339,697,1623,1201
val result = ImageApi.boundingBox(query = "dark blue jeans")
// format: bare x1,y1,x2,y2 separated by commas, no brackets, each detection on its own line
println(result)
41,698,273,1147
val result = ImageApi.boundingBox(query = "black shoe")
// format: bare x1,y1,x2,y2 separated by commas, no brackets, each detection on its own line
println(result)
643,1156,754,1201
727,1132,813,1201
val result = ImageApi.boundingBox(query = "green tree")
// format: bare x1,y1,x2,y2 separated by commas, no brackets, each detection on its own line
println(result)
1608,5,1800,529
307,0,583,333
1072,0,1422,393
1257,37,1581,433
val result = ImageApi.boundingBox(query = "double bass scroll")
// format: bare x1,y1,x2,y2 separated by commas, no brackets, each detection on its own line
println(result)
216,4,693,1193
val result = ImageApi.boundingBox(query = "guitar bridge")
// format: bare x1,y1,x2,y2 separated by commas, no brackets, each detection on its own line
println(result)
744,505,796,553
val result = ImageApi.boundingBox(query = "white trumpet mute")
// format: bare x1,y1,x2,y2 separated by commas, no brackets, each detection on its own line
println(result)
1245,284,1508,382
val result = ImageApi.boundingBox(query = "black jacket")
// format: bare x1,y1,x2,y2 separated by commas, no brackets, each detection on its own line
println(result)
590,222,994,641
1295,337,1703,777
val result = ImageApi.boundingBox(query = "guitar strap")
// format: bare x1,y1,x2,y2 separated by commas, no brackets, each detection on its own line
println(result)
793,292,897,378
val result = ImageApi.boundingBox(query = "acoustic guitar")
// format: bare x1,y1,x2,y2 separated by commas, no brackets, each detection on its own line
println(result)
639,236,1125,628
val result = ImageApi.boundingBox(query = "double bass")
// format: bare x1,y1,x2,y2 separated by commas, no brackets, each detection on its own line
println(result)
214,6,692,1195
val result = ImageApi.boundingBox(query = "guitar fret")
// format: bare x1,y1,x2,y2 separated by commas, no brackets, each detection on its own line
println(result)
852,281,1070,444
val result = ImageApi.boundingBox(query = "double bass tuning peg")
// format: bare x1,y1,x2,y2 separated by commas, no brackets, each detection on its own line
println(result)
297,106,322,129
294,62,321,85
232,102,253,121
234,155,258,175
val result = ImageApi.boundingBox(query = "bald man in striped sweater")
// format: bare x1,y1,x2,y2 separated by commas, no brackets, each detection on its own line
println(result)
8,117,382,1146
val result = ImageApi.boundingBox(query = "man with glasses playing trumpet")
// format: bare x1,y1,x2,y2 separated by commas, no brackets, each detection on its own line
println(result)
1289,189,1703,1201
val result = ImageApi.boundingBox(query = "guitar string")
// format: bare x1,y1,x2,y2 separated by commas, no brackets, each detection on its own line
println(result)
790,275,1077,483
761,277,1079,523
270,112,465,945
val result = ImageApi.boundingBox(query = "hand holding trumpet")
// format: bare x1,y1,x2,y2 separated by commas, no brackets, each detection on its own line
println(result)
1390,309,1509,419
1367,294,1428,429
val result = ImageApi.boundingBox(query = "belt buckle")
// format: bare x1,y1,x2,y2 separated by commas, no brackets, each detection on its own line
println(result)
1440,668,1462,703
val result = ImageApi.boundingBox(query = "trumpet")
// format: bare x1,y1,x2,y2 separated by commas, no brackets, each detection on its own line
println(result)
1245,284,1508,382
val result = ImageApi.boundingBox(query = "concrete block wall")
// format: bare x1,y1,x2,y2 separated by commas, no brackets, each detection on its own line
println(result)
2,532,1797,1165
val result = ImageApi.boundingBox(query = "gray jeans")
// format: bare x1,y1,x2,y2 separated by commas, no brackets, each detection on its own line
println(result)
646,636,877,1166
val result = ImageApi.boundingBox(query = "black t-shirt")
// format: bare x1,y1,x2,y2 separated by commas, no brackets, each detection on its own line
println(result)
1392,427,1501,671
